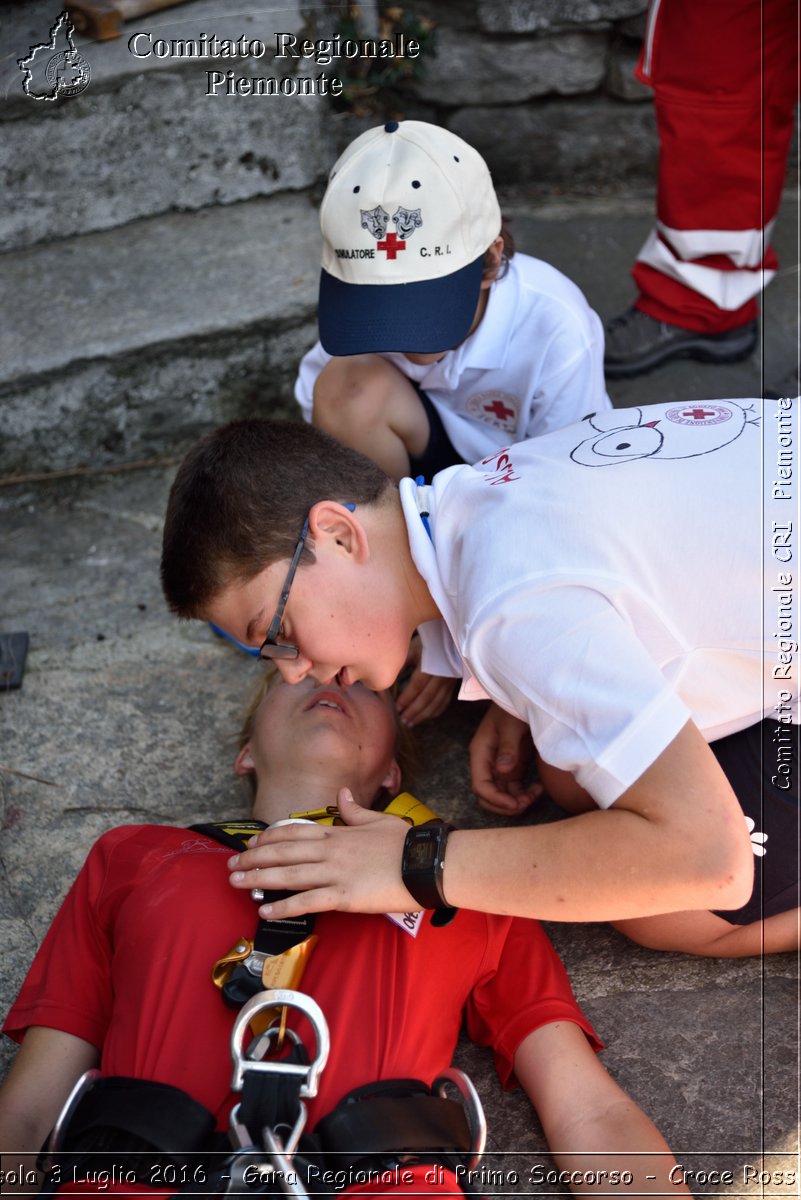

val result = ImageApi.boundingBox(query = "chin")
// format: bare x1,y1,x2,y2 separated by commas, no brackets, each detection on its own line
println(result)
359,667,395,692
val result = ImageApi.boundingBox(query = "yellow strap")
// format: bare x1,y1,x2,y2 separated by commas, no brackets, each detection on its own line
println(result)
289,792,439,827
384,791,439,826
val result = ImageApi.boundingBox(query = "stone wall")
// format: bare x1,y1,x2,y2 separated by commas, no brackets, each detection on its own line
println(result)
0,0,663,476
325,0,658,192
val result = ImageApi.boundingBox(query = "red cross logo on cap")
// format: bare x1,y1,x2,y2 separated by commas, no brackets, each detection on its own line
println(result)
377,232,406,260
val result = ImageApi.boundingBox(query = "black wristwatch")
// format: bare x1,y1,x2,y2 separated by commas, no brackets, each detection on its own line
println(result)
401,823,453,911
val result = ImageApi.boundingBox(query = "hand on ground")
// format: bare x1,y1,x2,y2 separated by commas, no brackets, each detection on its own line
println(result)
469,702,543,815
395,633,456,726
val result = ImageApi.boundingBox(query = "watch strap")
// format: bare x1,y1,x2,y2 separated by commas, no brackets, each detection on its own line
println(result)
401,823,453,911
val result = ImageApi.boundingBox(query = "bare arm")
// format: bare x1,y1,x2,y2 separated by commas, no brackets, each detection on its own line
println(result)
515,1022,691,1198
228,721,753,922
0,1027,99,1195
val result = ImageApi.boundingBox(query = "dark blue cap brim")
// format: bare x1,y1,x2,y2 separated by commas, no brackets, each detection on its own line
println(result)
318,256,485,356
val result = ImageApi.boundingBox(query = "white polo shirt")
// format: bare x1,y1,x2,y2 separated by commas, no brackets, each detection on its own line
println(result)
295,253,610,462
399,398,800,806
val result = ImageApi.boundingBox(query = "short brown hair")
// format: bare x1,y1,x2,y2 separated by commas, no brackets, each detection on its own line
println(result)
161,419,392,617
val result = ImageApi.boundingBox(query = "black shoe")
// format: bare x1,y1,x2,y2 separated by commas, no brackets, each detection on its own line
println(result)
604,307,758,378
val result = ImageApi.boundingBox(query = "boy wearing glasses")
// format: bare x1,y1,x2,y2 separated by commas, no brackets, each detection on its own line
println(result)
160,399,799,958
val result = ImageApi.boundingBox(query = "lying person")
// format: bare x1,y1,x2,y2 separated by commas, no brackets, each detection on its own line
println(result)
0,674,686,1196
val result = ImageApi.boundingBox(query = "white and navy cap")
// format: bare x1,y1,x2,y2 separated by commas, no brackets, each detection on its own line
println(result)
318,120,502,355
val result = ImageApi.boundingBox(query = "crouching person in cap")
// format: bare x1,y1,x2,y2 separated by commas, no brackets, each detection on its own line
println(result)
0,672,686,1196
294,120,612,728
296,120,610,484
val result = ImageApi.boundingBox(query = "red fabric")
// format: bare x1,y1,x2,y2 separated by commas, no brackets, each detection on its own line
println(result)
4,825,600,1137
343,1163,466,1196
632,0,799,330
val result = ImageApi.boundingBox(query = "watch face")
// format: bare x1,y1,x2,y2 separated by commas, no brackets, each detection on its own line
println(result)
407,834,436,870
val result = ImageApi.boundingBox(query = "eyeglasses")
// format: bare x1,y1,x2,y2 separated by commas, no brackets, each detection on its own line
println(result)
259,516,310,661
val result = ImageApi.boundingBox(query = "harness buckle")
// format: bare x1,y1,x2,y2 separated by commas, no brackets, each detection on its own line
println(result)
229,988,330,1161
230,988,330,1097
40,1068,103,1170
431,1067,487,1169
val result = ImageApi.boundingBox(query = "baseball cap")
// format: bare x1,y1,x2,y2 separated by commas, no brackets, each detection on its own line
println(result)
318,120,502,356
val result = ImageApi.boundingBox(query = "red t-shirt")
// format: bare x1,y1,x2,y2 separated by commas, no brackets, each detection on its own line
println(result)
4,825,599,1130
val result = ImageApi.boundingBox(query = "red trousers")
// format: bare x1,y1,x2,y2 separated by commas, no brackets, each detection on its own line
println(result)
633,0,799,331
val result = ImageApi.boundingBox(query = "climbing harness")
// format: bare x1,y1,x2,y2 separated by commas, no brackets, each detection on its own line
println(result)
38,800,481,1196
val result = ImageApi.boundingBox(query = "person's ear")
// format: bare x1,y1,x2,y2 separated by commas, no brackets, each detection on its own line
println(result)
307,500,370,562
381,758,402,796
480,235,504,289
234,744,256,777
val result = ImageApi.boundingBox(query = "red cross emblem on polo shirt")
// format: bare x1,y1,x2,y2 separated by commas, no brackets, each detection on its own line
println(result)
682,407,717,420
377,232,406,259
484,399,515,422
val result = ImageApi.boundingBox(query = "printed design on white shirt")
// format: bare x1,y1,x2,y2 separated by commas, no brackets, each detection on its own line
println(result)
466,390,520,433
569,402,759,467
665,403,735,428
745,815,768,858
479,445,520,486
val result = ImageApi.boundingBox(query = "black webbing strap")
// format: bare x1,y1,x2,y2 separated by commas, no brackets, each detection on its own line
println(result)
239,1043,312,1142
314,1079,472,1172
51,1076,217,1151
188,820,268,854
190,822,317,1007
38,1078,226,1193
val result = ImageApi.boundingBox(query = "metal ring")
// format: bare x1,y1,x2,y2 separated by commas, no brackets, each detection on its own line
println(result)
230,989,330,1096
432,1067,487,1170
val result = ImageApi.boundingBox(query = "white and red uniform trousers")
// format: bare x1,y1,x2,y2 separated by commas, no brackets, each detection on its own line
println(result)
632,0,799,332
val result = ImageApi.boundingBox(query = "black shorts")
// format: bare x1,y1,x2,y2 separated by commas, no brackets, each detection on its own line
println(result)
711,718,799,925
407,387,465,481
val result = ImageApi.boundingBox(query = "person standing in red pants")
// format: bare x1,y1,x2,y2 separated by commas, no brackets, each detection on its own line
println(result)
604,0,799,377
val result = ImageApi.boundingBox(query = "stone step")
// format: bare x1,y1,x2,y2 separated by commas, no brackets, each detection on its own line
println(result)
0,191,322,475
0,0,335,251
3,186,798,479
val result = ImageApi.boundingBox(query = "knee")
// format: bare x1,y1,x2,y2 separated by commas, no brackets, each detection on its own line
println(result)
312,355,402,429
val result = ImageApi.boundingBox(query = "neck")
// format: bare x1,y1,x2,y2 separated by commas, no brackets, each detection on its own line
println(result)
377,490,442,628
250,762,377,825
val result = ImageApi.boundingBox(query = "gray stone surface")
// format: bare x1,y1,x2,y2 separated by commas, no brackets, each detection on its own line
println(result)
606,40,652,100
450,94,658,186
478,0,648,35
411,28,607,106
0,0,332,250
0,194,321,474
1,189,798,1186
